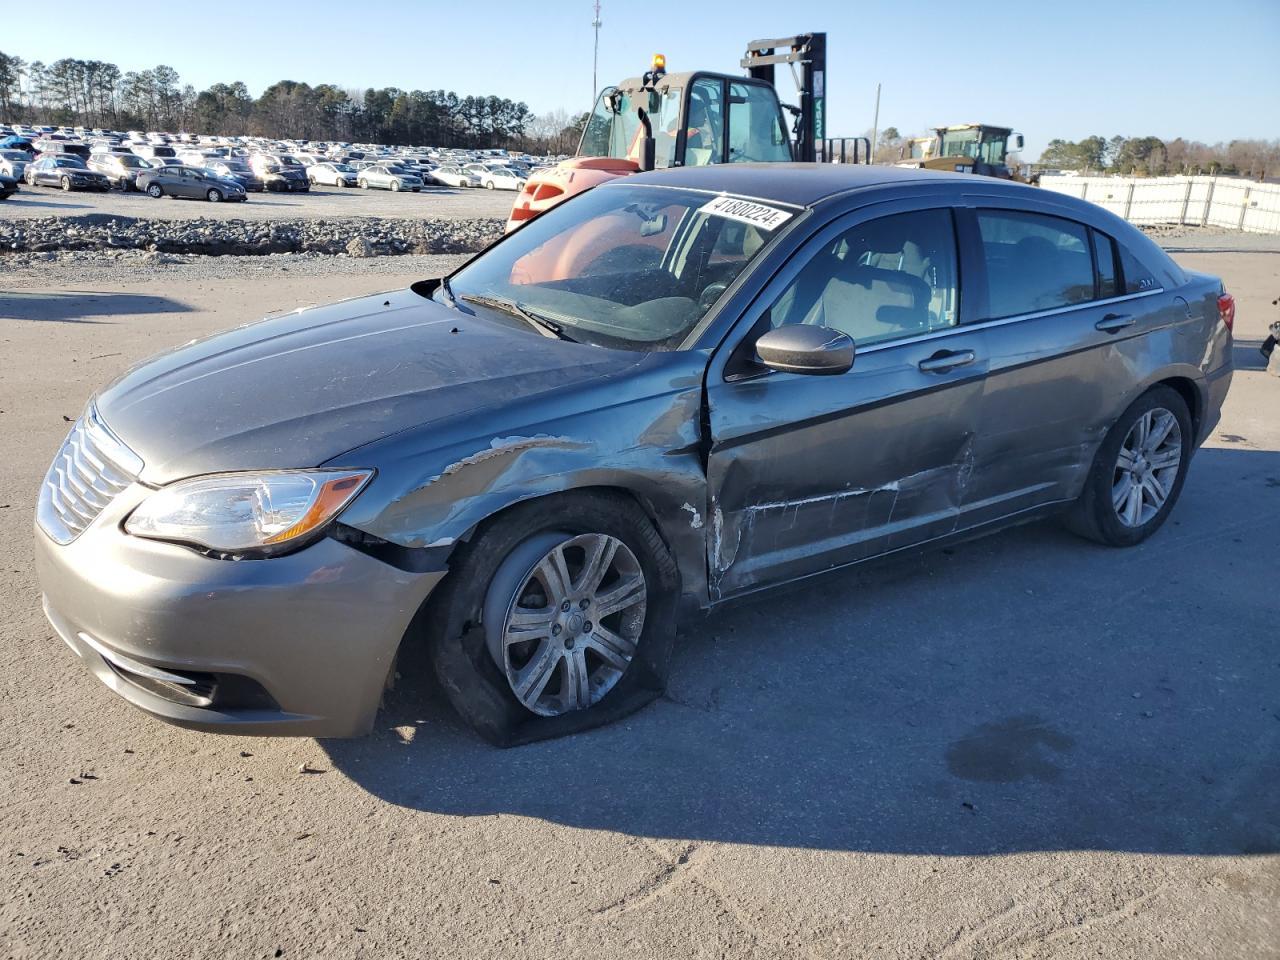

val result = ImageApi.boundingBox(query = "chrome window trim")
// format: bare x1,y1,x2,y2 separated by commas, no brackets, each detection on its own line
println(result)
851,287,1166,358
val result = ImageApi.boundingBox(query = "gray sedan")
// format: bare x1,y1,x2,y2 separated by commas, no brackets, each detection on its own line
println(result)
137,165,247,202
34,165,1232,744
357,163,424,192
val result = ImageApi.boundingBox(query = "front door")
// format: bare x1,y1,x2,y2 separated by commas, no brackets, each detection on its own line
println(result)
705,204,988,599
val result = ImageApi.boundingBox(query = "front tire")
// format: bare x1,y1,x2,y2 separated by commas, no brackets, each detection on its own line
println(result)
427,491,679,745
206,188,222,202
485,180,495,190
359,179,368,189
1065,385,1192,546
61,176,72,192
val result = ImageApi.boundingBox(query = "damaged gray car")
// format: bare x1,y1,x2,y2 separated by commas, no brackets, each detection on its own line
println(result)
34,164,1234,745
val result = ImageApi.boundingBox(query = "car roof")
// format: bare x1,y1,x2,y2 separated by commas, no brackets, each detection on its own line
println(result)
620,162,1034,208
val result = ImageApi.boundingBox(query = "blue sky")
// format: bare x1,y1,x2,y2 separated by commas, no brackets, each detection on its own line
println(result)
8,0,1279,156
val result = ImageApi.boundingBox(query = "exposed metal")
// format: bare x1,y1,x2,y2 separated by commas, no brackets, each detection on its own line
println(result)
1112,408,1183,527
486,533,647,717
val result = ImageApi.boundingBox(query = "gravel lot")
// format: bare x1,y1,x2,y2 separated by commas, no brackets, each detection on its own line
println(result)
0,181,517,222
0,248,1277,959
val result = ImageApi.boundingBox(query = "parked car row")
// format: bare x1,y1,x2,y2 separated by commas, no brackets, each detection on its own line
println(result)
0,121,562,203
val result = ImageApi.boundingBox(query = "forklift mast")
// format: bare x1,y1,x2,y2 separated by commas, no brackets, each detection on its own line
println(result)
741,33,825,163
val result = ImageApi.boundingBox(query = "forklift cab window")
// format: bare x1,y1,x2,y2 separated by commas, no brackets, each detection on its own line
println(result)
652,87,683,169
728,82,790,163
579,86,641,160
683,78,724,166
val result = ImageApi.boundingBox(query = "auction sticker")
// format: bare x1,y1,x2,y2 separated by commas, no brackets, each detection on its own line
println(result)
698,195,794,231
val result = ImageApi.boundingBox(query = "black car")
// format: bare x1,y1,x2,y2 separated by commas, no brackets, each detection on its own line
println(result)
25,155,112,192
261,165,310,192
0,172,18,200
207,160,264,192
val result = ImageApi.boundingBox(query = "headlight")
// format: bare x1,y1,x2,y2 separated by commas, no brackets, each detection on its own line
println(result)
125,469,373,556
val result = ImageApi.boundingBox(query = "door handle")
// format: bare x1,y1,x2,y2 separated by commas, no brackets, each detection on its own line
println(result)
1095,313,1135,333
918,349,976,373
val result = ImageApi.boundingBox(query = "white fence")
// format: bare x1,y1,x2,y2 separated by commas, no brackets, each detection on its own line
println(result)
1039,174,1280,235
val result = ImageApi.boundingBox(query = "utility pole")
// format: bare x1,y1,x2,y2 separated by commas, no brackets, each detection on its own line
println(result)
870,82,881,164
592,0,602,110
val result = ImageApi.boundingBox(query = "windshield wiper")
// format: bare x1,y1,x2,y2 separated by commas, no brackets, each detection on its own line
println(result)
460,294,577,342
438,275,458,307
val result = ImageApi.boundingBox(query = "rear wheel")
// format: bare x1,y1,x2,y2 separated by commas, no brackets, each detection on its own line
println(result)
427,491,678,745
1065,385,1192,546
147,183,163,198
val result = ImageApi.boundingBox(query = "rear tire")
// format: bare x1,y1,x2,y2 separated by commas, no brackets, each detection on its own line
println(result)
147,183,163,198
1065,385,1192,547
426,490,679,745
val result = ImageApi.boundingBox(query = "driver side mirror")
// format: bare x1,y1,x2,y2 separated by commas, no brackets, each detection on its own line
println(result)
755,325,855,376
1012,133,1024,151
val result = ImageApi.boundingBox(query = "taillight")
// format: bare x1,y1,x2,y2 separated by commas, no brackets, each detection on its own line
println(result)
1217,292,1235,332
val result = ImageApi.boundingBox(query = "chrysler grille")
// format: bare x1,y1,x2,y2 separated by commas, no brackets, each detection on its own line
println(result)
37,408,143,544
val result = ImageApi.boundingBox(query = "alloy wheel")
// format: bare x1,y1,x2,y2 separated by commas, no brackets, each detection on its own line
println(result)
488,533,647,716
1112,407,1182,527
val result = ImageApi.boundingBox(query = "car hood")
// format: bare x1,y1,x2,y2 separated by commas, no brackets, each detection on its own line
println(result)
93,288,643,484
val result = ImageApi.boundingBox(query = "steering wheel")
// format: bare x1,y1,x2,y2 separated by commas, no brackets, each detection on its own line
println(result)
698,281,729,312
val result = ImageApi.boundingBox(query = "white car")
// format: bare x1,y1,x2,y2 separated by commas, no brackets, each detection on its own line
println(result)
308,162,359,188
478,166,525,191
429,164,481,188
0,149,29,180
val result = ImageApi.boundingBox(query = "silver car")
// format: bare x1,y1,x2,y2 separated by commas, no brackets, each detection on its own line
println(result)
34,165,1232,745
357,163,424,192
0,149,30,180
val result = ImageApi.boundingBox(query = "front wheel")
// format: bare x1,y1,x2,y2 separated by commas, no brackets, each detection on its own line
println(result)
485,180,495,190
1065,385,1193,546
147,183,163,198
358,179,368,189
427,491,678,745
61,176,73,192
390,179,401,192
206,188,222,202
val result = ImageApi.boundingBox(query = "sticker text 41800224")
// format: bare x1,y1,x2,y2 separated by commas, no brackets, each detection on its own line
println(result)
698,195,794,231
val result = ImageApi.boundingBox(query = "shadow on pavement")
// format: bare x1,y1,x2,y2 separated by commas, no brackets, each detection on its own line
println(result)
0,290,193,322
324,446,1280,856
3,196,94,210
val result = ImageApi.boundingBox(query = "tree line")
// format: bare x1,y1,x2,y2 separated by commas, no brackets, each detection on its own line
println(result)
867,125,1277,179
0,50,587,152
1036,134,1277,178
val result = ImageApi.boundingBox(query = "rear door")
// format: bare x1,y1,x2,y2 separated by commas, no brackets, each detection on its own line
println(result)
963,203,1176,522
704,201,988,599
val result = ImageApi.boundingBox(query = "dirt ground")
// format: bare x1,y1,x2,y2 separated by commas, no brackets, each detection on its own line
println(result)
0,250,1277,959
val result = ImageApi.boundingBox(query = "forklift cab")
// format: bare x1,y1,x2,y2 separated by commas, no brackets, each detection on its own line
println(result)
928,124,1025,178
576,68,793,170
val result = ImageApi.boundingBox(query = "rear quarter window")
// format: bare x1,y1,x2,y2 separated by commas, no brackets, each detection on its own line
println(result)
1118,242,1160,294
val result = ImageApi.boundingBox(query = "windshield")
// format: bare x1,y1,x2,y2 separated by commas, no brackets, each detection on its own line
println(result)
940,128,1008,165
445,184,791,351
54,157,86,168
332,162,355,172
578,87,642,161
117,155,145,167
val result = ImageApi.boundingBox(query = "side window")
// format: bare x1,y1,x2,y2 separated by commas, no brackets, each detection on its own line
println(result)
1118,242,1158,294
977,210,1094,318
1092,230,1119,299
767,209,960,348
727,82,791,163
683,78,724,166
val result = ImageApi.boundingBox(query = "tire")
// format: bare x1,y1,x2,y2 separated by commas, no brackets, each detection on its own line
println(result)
485,180,494,190
426,490,679,745
60,176,72,192
206,188,222,203
1065,385,1193,547
359,179,368,189
390,179,401,192
147,183,163,198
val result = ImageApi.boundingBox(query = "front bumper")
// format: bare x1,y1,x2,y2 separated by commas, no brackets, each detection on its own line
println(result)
35,484,445,737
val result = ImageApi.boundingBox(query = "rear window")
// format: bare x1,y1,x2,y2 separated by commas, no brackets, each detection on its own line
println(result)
977,210,1094,318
